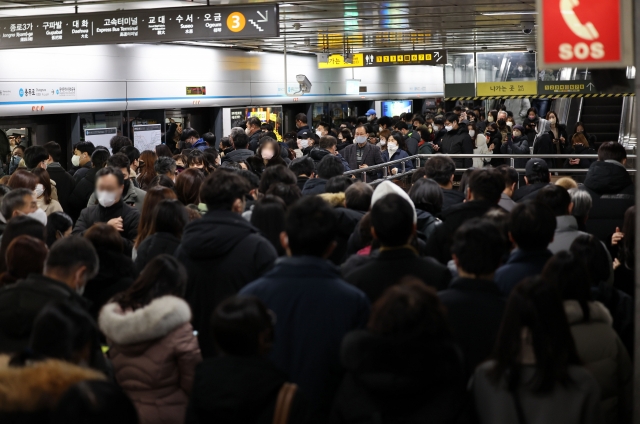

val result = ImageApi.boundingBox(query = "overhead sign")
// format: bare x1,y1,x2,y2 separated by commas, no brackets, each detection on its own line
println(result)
186,86,206,96
476,81,537,97
537,0,632,68
537,79,635,95
85,128,117,149
0,4,279,50
317,50,446,69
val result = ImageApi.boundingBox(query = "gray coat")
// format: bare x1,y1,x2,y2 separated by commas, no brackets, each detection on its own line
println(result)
87,183,146,212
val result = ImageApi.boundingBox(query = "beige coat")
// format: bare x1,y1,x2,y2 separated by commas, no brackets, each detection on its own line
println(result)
99,296,202,424
564,300,632,424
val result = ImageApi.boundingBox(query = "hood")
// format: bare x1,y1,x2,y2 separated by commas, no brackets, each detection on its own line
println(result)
318,192,345,208
179,210,261,260
309,148,330,161
564,300,613,326
302,178,326,190
584,161,633,194
192,139,207,148
192,356,287,423
416,209,437,227
99,295,191,345
341,330,458,395
92,248,135,281
0,359,104,412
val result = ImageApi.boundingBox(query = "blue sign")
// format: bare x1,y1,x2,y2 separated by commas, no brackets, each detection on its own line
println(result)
56,89,59,95
18,88,24,97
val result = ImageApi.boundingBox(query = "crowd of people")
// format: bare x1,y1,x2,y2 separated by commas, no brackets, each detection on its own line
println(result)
0,108,633,424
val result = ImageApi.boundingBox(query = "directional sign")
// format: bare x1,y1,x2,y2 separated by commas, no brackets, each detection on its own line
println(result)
317,50,446,69
476,81,538,97
537,79,634,95
0,4,279,50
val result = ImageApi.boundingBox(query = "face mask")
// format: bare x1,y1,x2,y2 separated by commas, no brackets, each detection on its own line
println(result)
549,118,556,124
444,125,453,132
245,128,251,135
379,139,386,146
518,66,524,72
298,139,309,149
35,184,44,198
27,208,47,226
71,155,80,167
316,130,323,137
76,284,85,296
487,116,494,122
506,121,513,127
432,125,438,132
387,143,398,154
354,135,367,145
262,150,274,160
468,130,475,138
513,131,521,138
367,115,374,121
97,190,118,208
528,115,536,121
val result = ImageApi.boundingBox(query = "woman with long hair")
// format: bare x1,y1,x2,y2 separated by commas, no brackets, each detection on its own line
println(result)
136,150,157,190
32,168,63,216
382,132,414,175
564,133,596,169
473,277,603,424
99,255,202,424
175,168,205,206
246,138,287,177
134,186,177,251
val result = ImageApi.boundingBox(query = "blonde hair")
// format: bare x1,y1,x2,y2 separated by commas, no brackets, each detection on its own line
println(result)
571,133,589,147
555,177,578,190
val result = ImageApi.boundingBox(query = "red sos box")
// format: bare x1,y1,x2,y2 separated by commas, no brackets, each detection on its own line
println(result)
537,0,633,68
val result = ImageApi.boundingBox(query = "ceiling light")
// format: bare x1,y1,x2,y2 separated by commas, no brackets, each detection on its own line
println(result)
280,3,296,7
481,11,537,16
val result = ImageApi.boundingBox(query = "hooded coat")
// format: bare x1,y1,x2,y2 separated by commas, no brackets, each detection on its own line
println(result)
99,296,202,424
583,161,635,242
440,127,473,169
330,330,467,424
175,210,277,357
564,300,632,424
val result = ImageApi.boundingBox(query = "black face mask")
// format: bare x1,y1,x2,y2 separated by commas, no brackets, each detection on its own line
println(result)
123,179,131,194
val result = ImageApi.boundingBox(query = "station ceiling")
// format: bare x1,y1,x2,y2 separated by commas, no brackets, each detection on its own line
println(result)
0,0,538,55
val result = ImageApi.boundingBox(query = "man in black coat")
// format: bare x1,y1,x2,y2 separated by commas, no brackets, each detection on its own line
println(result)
424,156,465,211
583,142,635,242
176,171,277,357
245,116,263,152
70,141,95,182
438,219,507,376
289,156,315,192
330,182,372,265
302,154,344,196
68,148,111,221
345,191,451,303
0,237,99,354
440,113,474,169
342,125,384,180
512,158,552,202
72,167,140,256
43,141,76,213
309,136,350,172
426,169,504,265
295,113,312,138
221,132,254,164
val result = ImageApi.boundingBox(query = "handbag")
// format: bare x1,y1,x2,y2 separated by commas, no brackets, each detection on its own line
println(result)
272,383,298,424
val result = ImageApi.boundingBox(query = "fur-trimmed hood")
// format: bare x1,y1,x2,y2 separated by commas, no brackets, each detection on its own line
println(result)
99,295,192,345
564,300,613,326
0,358,104,412
318,192,346,208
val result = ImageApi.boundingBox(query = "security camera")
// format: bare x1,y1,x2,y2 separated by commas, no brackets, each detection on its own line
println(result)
296,74,312,93
292,23,301,30
522,22,534,35
526,45,536,53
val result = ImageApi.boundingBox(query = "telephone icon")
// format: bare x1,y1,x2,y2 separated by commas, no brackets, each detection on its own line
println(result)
560,0,599,40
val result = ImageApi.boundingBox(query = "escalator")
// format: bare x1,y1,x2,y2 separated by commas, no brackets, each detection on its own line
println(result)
579,97,623,148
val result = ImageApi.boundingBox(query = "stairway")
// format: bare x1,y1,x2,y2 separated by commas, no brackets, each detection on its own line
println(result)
580,97,623,148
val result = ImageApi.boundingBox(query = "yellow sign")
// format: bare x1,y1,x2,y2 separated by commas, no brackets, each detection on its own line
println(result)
476,81,538,97
318,54,364,69
226,12,246,33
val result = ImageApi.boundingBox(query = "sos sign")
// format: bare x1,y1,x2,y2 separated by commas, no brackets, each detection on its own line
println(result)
537,0,633,68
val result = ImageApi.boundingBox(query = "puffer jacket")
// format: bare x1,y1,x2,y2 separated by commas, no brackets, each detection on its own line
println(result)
472,134,489,168
564,300,632,424
99,296,202,424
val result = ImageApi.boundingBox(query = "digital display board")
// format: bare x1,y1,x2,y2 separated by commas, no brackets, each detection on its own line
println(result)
381,100,412,117
0,4,279,50
230,106,283,141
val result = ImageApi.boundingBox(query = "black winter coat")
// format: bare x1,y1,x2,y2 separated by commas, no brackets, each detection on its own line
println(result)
564,144,596,169
583,161,635,242
248,131,262,152
331,208,366,266
84,248,136,321
186,356,314,424
512,182,550,203
415,209,441,242
301,178,328,196
533,133,555,168
440,127,473,169
46,163,76,213
425,200,498,264
72,201,140,257
175,210,277,357
68,167,99,221
344,247,451,303
330,330,467,424
441,189,465,212
134,232,181,273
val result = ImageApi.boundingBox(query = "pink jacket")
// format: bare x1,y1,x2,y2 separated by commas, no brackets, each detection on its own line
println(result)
99,296,202,424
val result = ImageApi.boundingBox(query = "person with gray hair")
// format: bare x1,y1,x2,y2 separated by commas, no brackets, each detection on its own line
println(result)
0,188,38,234
229,127,245,143
569,188,593,233
154,156,177,181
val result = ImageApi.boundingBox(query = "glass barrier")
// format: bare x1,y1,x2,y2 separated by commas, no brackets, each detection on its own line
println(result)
476,52,536,83
444,53,474,84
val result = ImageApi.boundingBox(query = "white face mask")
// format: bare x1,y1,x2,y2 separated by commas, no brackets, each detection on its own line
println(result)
444,125,453,132
379,140,386,146
298,139,309,149
518,66,524,72
513,131,521,138
367,115,375,121
97,190,118,208
245,128,251,135
35,184,44,198
262,150,274,160
432,125,439,132
487,116,494,123
468,130,475,138
27,208,47,226
387,142,398,154
71,155,81,167
506,121,513,127
316,130,323,137
549,118,556,124
354,135,367,145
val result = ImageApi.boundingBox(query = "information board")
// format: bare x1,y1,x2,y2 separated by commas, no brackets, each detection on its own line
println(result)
85,128,117,149
318,50,446,69
476,81,538,97
0,4,279,50
133,124,162,152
